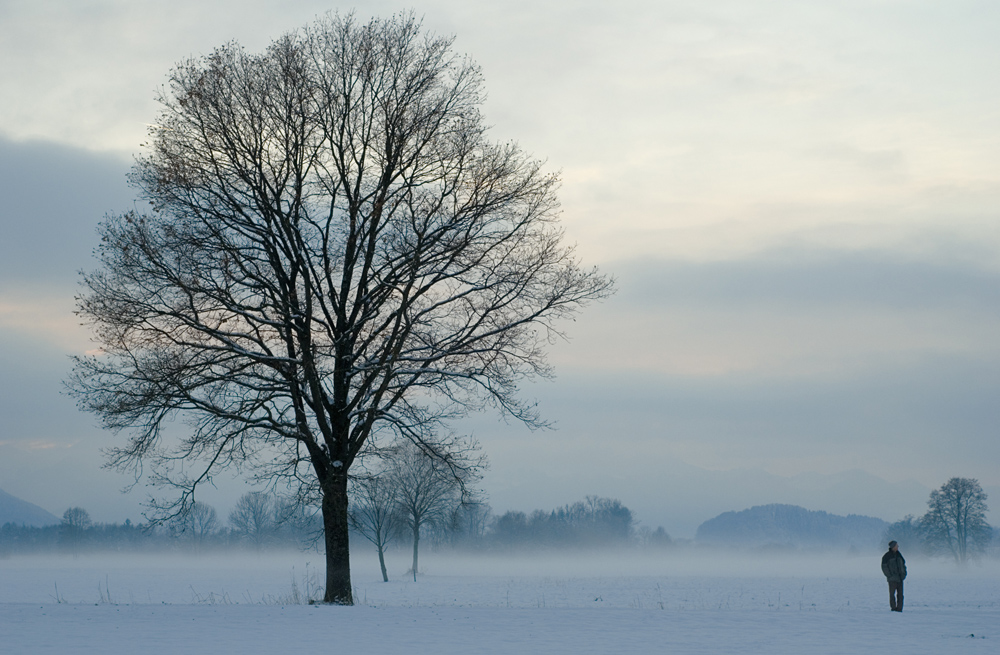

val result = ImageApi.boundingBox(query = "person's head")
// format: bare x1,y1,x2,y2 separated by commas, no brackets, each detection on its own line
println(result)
888,540,898,552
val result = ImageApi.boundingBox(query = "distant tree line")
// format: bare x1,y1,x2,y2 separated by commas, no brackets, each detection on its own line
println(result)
487,496,640,550
1,509,154,555
2,489,670,564
0,496,322,556
884,477,997,563
428,495,673,553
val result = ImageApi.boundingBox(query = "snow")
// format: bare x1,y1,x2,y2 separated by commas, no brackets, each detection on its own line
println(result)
1,549,997,654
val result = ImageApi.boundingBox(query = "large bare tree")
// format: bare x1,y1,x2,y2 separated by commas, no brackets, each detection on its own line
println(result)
69,12,611,604
920,477,991,563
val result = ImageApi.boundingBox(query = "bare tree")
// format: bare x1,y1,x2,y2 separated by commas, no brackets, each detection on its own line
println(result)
68,12,611,604
62,507,93,531
348,470,401,582
443,495,492,548
188,502,220,547
920,477,991,563
636,525,672,549
229,491,276,550
171,501,220,548
272,495,320,544
60,507,93,551
390,439,484,580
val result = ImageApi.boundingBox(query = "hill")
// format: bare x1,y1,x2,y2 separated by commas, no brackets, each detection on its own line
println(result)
695,504,887,550
0,488,60,527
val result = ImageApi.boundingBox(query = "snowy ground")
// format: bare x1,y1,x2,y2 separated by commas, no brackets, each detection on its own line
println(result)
1,549,997,653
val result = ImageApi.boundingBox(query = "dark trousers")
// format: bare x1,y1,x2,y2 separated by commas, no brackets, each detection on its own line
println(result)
888,580,903,611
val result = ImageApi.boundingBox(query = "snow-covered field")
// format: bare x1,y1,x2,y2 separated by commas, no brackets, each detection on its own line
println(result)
2,549,997,653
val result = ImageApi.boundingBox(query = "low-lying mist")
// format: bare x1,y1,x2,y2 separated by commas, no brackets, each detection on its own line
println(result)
4,543,999,608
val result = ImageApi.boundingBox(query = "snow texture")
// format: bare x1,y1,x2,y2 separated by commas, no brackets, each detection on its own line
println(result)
1,551,996,654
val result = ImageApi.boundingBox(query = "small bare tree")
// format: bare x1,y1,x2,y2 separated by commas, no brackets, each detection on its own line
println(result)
68,12,611,603
348,471,401,582
60,507,93,552
172,501,220,549
62,507,92,531
444,496,492,548
272,496,320,544
390,439,484,580
189,502,219,541
229,491,276,550
921,477,991,563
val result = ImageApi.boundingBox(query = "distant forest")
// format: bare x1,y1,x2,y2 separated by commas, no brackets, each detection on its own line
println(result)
0,495,671,555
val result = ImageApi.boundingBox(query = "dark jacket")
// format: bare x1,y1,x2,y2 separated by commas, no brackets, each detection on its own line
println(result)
881,549,906,582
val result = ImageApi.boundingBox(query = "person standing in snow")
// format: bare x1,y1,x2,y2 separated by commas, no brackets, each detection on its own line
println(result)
881,540,906,612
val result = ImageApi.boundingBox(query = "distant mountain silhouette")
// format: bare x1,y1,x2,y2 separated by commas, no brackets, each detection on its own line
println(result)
695,503,887,550
0,488,60,527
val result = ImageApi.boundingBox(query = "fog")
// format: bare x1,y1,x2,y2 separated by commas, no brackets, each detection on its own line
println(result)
4,546,999,607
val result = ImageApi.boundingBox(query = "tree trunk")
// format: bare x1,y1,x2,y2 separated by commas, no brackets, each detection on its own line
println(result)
411,524,420,582
378,544,389,582
322,474,353,604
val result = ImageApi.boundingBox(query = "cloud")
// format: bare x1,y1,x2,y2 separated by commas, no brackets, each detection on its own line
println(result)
0,135,132,287
0,440,76,451
0,138,129,453
615,249,1000,310
547,249,1000,377
0,294,93,353
5,2,1000,268
0,136,136,356
465,349,1000,535
471,248,1000,516
457,251,1000,535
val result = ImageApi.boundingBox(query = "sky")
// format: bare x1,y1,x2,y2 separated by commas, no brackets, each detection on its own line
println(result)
2,0,999,537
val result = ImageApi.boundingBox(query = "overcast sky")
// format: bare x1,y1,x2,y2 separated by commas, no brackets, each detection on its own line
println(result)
2,0,999,536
